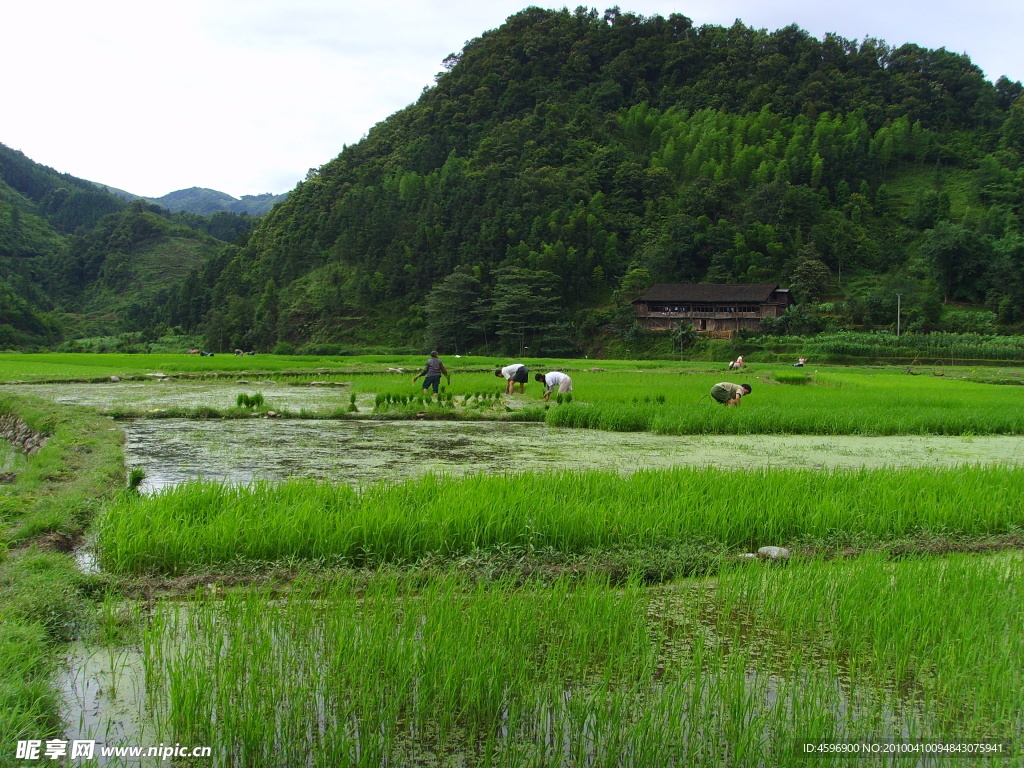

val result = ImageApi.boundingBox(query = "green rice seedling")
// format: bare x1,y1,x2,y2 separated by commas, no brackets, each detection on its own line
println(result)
703,553,1024,740
142,575,666,765
96,465,1024,575
126,467,145,491
135,553,1022,765
773,371,812,384
235,392,265,409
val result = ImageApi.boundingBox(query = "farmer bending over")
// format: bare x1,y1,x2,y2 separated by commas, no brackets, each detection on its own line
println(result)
710,381,751,407
495,363,529,394
534,371,572,401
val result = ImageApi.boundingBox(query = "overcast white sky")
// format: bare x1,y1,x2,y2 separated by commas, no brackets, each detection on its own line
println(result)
4,1,1021,199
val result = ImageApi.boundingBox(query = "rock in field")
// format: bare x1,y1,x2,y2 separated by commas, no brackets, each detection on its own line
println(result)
757,546,791,560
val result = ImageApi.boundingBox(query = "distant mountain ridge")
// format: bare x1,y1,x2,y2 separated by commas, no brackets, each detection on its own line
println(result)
98,184,289,216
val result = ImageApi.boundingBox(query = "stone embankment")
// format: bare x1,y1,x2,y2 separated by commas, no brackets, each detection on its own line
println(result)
0,413,49,456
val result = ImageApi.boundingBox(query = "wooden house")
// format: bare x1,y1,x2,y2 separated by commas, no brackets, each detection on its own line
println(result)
632,284,794,336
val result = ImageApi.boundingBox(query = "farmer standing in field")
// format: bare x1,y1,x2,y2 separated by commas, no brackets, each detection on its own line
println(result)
412,351,450,394
495,363,529,394
710,381,751,407
534,371,573,401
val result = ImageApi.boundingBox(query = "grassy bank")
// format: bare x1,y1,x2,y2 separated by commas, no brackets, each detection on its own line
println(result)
0,394,124,750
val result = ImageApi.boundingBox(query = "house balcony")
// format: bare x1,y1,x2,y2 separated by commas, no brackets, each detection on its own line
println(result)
634,310,762,321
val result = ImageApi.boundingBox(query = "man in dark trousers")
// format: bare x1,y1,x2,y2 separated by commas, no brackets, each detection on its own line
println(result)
412,351,449,393
495,363,529,394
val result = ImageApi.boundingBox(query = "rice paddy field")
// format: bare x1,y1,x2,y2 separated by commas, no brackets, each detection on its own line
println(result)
1,353,1022,766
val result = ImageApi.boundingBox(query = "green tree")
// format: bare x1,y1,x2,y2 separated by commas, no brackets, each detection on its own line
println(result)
251,279,280,350
920,222,991,302
789,252,832,303
489,267,567,356
423,269,482,353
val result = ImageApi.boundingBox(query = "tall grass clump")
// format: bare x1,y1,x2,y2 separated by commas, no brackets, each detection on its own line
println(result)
97,465,1024,574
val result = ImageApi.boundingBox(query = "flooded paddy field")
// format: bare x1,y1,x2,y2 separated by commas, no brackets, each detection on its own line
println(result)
1,379,369,413
14,378,1024,491
124,417,1024,492
57,555,1024,767
3,375,1021,765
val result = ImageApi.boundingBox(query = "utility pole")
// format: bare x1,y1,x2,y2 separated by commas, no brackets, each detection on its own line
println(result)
896,293,903,336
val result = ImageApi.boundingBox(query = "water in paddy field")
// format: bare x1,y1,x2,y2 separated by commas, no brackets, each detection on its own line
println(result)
55,643,155,766
6,380,1024,491
2,379,367,412
119,418,1024,492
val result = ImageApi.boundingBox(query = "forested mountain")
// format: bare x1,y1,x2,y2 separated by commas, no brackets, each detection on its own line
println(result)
0,144,125,346
0,143,259,347
138,6,1022,355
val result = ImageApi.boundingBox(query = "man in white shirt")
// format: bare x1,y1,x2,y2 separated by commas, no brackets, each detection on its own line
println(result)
495,363,529,394
534,371,573,401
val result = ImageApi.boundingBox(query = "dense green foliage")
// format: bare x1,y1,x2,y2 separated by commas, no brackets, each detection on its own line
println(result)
0,145,258,347
98,464,1024,573
132,6,1024,353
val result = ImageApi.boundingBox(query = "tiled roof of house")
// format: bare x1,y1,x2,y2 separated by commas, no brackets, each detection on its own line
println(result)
633,284,789,303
